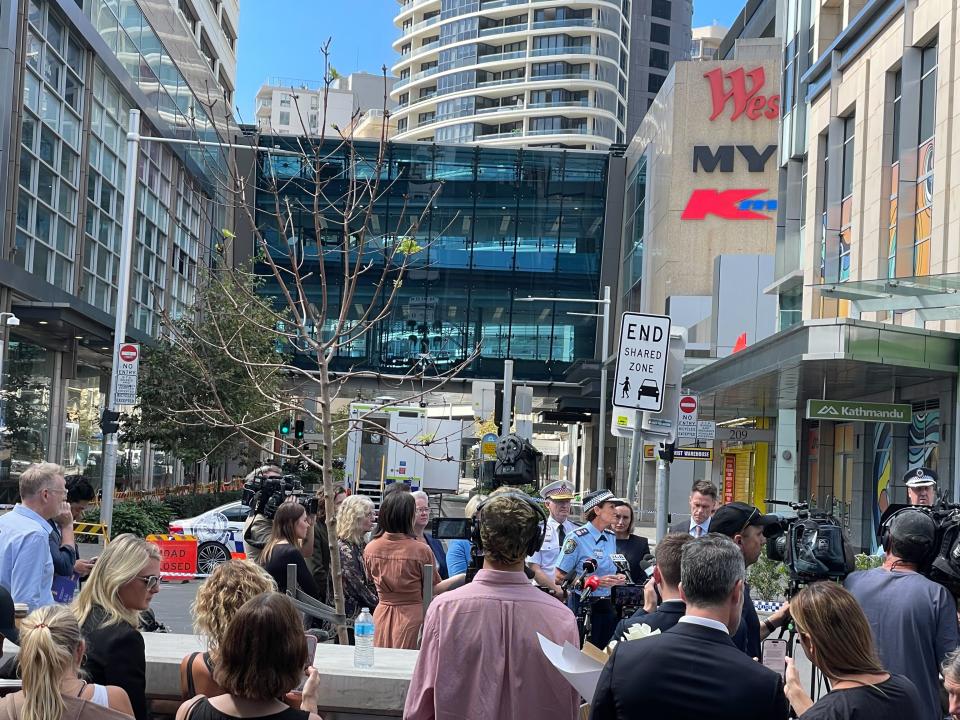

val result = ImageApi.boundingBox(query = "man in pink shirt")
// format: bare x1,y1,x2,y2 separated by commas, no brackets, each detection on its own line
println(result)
404,492,580,720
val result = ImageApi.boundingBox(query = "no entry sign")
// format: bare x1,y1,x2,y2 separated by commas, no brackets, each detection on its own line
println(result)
112,343,140,405
679,396,697,414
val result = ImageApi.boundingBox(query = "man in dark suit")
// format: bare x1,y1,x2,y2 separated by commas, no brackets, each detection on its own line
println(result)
613,532,692,641
669,480,719,536
590,535,789,720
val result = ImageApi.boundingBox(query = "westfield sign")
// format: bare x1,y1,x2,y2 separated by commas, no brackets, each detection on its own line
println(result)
703,66,780,122
681,66,780,221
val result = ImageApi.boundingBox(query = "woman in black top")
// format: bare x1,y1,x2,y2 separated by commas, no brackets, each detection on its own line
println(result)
784,581,923,718
175,593,322,720
612,503,650,582
259,502,321,599
74,533,162,720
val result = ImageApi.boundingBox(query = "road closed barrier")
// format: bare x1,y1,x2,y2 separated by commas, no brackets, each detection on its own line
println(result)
146,534,199,581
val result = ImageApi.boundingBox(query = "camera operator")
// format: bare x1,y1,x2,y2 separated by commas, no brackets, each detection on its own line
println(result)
845,507,959,720
242,466,315,564
527,480,577,600
710,502,790,659
555,490,628,648
404,492,579,720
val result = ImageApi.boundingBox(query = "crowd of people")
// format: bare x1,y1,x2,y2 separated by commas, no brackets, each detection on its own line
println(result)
1,460,960,720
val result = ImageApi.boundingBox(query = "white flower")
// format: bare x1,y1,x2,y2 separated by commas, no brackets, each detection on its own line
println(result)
623,623,661,642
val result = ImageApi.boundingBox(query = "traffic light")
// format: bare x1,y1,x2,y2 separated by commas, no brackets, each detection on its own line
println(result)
659,442,675,463
294,420,305,440
279,418,291,436
99,409,121,435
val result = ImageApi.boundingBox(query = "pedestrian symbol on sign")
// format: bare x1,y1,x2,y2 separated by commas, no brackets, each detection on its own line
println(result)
620,377,631,398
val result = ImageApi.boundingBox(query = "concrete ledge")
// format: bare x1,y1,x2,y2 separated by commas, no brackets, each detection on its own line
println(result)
6,633,417,718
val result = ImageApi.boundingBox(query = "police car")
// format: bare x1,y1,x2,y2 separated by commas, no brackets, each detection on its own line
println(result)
168,501,248,575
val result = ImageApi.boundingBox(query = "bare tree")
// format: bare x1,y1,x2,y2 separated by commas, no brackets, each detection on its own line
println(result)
156,43,478,643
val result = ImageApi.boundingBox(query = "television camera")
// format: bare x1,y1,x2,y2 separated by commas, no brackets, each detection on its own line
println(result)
243,472,318,520
765,500,855,588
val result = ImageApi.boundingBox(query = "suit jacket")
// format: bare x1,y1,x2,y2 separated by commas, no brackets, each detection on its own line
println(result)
668,520,692,536
590,621,789,720
613,599,685,640
80,607,147,720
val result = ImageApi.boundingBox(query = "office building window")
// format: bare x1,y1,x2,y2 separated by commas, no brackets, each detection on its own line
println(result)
915,43,937,276
650,23,670,45
839,115,854,282
651,0,671,20
887,70,900,278
647,73,666,94
649,48,669,71
279,111,290,125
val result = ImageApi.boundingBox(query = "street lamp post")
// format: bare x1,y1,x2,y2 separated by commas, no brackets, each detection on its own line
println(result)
518,285,611,490
0,312,22,436
99,112,307,533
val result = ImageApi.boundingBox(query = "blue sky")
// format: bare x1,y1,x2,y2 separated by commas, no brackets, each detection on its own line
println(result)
235,0,741,122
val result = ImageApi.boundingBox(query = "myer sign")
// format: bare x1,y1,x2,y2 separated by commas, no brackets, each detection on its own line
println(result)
806,400,912,424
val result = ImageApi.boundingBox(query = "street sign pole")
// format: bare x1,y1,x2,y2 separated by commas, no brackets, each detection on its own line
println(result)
626,424,643,509
100,108,141,536
656,454,670,542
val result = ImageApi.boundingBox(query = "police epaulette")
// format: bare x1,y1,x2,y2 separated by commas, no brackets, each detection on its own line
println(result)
574,527,590,537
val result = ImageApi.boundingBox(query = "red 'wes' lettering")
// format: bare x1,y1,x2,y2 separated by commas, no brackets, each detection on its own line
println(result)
704,67,781,122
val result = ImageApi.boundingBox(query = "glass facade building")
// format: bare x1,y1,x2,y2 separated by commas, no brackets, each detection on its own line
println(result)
0,0,231,497
251,138,610,380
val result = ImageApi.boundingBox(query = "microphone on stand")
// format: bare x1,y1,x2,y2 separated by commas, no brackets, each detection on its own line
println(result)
610,553,633,584
579,574,601,603
563,557,598,591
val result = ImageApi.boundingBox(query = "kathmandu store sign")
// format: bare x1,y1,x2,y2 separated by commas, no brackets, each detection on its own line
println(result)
806,400,913,424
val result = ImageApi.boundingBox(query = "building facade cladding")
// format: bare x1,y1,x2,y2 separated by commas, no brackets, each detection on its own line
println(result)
794,0,953,325
0,0,230,497
389,0,631,150
625,0,692,141
619,57,780,325
251,138,608,381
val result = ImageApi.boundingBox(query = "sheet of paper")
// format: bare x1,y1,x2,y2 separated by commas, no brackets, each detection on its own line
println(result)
537,633,605,701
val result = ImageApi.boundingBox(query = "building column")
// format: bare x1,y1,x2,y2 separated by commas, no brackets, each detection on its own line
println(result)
46,352,65,465
772,408,797,500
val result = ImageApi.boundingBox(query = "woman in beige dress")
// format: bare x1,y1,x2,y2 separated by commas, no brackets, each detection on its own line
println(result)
364,488,463,649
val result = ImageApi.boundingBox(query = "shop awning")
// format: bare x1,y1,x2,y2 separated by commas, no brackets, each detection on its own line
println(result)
682,318,959,419
814,273,960,321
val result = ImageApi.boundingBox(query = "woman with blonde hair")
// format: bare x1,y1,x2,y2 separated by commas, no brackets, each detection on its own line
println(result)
336,496,378,633
180,560,276,699
259,503,321,600
74,533,161,720
0,604,132,719
784,581,922,718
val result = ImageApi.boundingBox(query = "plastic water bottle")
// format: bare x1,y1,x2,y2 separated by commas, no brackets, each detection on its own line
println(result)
354,608,375,668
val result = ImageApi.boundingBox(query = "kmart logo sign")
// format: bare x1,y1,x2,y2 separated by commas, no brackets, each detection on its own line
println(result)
806,400,912,424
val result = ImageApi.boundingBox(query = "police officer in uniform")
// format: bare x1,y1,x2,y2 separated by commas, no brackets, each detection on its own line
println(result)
527,480,577,599
906,466,938,507
555,489,627,648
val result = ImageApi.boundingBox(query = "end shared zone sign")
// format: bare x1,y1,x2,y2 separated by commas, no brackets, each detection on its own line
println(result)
806,400,912,424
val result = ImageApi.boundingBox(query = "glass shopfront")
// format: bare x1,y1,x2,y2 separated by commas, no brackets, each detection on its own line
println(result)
0,339,52,500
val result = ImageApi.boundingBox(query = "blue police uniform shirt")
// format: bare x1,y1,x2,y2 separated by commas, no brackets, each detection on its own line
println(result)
556,522,618,598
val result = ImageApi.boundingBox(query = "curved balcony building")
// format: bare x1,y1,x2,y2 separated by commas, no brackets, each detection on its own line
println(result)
390,0,631,150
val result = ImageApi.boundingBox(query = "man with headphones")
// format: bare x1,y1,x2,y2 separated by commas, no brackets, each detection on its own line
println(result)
846,507,959,720
404,491,580,720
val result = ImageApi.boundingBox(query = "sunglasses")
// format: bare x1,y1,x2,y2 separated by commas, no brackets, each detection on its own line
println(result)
135,575,161,591
738,507,760,536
